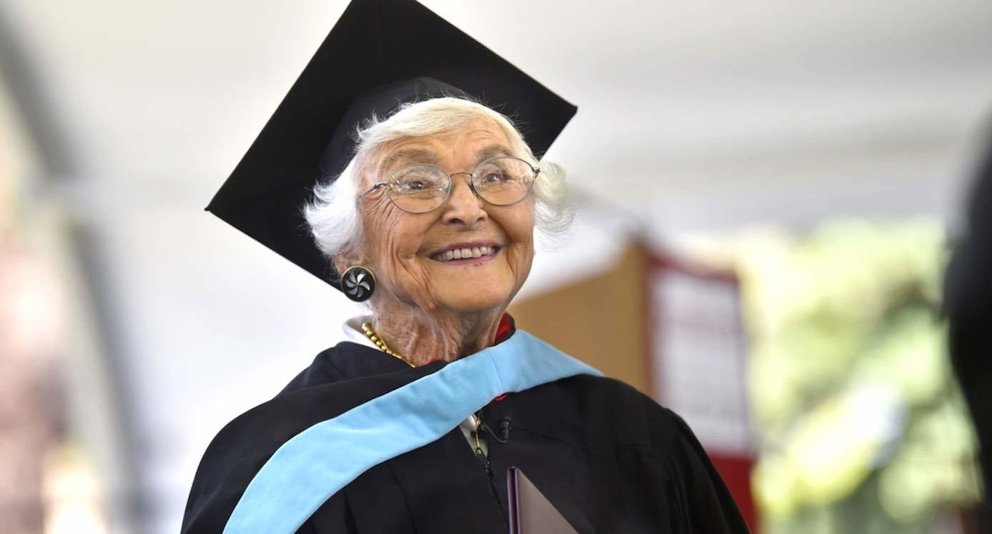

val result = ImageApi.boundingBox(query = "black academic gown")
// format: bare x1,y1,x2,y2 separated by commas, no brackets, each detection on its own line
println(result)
182,340,748,533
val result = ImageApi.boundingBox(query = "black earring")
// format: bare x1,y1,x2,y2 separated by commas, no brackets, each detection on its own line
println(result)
341,266,375,302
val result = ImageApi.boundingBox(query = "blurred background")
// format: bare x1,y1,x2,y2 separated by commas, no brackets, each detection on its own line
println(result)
1,0,990,532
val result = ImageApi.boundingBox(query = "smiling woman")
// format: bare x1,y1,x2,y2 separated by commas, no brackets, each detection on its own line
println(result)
309,109,545,361
181,0,748,532
305,98,572,275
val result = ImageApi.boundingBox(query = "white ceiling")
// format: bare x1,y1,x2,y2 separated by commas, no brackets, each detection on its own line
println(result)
5,0,991,227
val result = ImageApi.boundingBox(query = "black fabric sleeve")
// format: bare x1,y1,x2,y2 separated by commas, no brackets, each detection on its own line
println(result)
297,490,356,534
649,404,750,533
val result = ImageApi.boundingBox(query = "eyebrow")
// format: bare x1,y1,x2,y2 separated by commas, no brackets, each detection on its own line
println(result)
473,144,513,162
381,149,439,174
380,144,515,175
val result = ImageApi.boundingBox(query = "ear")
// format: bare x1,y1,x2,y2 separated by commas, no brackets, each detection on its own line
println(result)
332,251,356,277
332,240,371,275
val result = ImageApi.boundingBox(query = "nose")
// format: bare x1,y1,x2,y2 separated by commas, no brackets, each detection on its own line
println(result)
441,173,487,226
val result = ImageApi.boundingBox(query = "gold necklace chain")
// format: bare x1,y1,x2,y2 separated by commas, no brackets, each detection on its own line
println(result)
361,322,416,368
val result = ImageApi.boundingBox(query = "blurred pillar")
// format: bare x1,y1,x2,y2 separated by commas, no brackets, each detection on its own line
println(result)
0,4,136,530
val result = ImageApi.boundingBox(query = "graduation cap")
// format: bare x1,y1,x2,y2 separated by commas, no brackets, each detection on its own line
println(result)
206,0,577,290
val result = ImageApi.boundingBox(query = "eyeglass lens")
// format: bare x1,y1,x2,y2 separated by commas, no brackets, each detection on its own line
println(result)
387,157,535,213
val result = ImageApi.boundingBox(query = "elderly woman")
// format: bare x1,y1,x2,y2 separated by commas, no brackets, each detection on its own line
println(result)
182,0,748,532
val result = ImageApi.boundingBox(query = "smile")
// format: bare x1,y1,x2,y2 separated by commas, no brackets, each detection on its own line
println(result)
430,245,500,262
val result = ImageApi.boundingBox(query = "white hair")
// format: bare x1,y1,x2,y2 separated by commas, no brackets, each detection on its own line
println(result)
303,97,572,263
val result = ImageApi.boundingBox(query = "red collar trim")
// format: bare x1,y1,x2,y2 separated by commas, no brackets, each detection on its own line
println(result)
494,313,514,344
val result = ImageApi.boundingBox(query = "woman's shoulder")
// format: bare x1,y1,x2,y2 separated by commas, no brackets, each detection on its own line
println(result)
553,373,668,419
556,372,645,400
504,373,693,451
279,340,413,393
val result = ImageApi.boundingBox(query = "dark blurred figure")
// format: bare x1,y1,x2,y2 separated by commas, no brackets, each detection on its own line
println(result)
945,125,992,529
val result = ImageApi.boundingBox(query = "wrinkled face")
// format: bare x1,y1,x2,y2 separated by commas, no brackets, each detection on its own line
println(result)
353,116,535,316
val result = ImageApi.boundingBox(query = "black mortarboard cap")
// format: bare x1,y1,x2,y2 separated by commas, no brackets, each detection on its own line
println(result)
206,0,577,290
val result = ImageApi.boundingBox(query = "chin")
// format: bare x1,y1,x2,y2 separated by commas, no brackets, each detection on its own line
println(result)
439,287,514,315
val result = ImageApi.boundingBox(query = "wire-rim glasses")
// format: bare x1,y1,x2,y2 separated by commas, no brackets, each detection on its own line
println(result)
357,157,540,214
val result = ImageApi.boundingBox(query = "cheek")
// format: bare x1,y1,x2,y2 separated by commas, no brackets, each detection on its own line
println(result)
363,208,438,303
364,204,416,263
501,207,536,276
512,204,536,244
508,240,534,281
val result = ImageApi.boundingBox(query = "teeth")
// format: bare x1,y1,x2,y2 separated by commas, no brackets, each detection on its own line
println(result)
432,246,497,262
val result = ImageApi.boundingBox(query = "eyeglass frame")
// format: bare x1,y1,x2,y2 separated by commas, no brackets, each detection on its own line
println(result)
356,156,541,214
